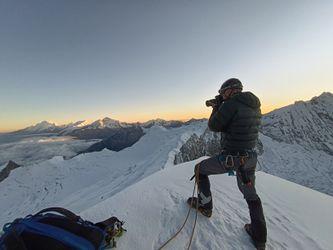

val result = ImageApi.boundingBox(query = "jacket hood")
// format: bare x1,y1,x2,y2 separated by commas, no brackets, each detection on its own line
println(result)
232,92,261,109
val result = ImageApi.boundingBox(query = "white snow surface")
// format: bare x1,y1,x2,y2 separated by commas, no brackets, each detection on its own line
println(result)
0,122,207,227
81,158,333,250
259,133,333,196
1,120,333,249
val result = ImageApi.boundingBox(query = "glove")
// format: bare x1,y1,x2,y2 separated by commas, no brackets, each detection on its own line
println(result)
215,95,224,107
206,95,224,108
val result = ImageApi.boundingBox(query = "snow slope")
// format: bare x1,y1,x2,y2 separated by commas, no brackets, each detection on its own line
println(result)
81,158,333,250
261,92,333,155
0,122,207,228
258,133,333,196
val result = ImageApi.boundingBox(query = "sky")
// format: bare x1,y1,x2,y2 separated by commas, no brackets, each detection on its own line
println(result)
1,0,333,132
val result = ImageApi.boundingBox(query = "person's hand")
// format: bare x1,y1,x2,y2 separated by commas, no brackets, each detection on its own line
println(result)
206,95,224,108
206,99,217,107
215,95,224,107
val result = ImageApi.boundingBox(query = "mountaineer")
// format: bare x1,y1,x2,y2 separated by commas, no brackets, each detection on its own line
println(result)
187,78,267,250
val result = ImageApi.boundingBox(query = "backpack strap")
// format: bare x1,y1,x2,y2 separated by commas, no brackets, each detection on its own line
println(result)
16,218,96,250
0,228,27,250
35,207,82,223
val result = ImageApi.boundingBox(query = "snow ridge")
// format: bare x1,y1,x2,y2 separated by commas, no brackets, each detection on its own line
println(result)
261,92,333,155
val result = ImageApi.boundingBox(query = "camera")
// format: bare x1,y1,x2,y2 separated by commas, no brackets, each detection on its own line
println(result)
206,95,224,107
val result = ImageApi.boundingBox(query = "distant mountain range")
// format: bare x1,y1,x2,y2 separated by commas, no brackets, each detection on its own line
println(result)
12,117,204,136
5,92,333,196
1,101,332,249
1,92,332,197
11,118,205,153
13,120,89,135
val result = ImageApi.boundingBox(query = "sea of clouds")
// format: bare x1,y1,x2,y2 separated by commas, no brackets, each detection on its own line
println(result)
0,134,98,166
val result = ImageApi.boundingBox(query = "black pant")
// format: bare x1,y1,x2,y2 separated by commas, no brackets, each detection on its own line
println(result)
195,152,267,244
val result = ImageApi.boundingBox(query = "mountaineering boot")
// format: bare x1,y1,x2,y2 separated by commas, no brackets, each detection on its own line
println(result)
187,197,212,218
246,198,267,248
244,224,266,250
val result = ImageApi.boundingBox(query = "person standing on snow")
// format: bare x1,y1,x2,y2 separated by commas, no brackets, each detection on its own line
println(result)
187,78,267,250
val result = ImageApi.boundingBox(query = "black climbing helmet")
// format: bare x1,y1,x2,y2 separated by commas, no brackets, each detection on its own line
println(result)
219,78,243,94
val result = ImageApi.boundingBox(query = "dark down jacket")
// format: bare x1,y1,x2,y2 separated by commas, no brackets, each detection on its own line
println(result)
208,91,261,151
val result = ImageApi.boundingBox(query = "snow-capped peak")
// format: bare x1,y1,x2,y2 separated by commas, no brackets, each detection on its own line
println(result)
89,117,127,129
57,120,91,134
65,120,89,128
141,118,168,126
23,121,58,133
141,118,184,128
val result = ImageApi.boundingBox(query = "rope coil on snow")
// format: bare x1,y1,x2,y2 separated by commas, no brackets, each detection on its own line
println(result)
187,172,199,250
158,166,200,250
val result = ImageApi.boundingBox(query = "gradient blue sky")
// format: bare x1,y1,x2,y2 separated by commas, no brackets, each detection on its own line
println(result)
1,0,333,132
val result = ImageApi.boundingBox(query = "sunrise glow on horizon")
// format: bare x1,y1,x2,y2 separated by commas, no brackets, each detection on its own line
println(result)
1,1,332,133
0,92,325,133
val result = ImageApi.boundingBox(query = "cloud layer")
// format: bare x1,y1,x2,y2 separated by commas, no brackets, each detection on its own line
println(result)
0,135,98,166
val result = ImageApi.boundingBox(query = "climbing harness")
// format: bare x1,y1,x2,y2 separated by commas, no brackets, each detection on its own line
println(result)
224,152,252,186
158,166,200,250
238,155,252,186
225,154,235,176
225,154,234,168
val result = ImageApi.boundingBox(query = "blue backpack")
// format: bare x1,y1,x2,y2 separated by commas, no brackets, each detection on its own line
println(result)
0,207,125,250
